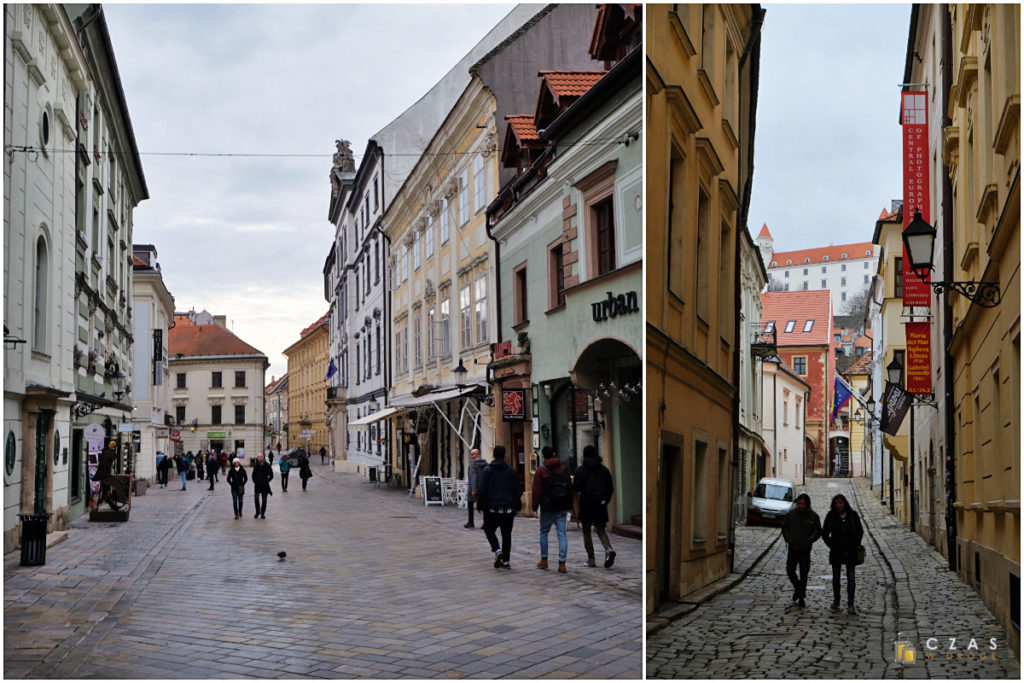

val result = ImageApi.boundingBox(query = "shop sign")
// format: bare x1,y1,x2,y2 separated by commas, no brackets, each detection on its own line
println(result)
905,322,932,395
156,426,170,438
494,340,513,359
592,291,639,322
881,384,911,436
501,389,527,421
207,431,226,438
901,91,932,307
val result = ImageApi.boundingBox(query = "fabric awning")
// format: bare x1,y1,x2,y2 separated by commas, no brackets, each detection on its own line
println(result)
349,406,405,427
883,434,908,461
389,383,487,409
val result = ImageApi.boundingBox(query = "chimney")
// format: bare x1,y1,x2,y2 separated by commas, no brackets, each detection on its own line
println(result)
213,315,227,329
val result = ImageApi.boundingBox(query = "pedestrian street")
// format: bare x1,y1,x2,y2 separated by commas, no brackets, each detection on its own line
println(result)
5,463,641,679
647,477,1020,680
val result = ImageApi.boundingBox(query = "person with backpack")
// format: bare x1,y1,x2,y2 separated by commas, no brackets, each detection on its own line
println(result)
477,445,522,569
279,456,291,492
573,445,616,568
532,446,573,573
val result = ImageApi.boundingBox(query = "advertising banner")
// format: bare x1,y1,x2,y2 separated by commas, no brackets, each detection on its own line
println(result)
881,384,912,436
905,322,932,395
901,91,932,307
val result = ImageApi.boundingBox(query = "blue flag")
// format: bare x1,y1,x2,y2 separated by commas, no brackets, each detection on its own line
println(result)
325,359,337,381
831,376,852,423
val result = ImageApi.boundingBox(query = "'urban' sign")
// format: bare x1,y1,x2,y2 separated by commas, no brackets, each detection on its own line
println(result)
592,291,639,323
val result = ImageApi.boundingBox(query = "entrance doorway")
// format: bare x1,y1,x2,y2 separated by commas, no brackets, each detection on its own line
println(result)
658,439,682,607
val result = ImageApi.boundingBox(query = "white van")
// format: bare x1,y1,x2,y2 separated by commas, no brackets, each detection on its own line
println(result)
746,477,796,526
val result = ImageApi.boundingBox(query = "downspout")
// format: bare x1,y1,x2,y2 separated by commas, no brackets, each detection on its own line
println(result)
940,5,957,572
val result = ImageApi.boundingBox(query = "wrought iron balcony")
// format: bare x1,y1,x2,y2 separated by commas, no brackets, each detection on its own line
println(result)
750,322,777,359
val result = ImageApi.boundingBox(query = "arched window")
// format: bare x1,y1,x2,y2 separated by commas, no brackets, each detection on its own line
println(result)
33,235,48,351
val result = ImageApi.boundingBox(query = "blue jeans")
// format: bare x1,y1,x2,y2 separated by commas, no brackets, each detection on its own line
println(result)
179,471,187,489
539,509,568,562
231,490,244,516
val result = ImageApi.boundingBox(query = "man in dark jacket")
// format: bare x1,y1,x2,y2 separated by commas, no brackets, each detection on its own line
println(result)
781,492,822,607
822,493,864,613
298,451,313,491
532,446,573,573
174,453,188,490
465,448,487,529
477,446,521,569
156,453,172,488
226,458,248,519
574,445,616,568
206,452,218,491
251,453,274,519
319,445,327,465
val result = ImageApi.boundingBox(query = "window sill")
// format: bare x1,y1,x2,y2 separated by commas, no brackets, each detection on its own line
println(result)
31,350,51,362
512,319,530,331
545,304,566,316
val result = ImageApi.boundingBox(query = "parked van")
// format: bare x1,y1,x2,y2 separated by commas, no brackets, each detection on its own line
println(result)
746,477,796,525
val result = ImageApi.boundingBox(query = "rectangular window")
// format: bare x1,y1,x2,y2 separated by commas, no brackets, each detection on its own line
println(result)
821,266,827,273
425,216,434,257
716,447,729,542
402,244,409,282
176,373,186,389
803,319,814,333
440,297,451,357
594,196,616,275
473,154,486,212
391,332,397,375
459,285,472,349
764,320,775,333
373,175,379,211
376,324,381,376
718,221,732,338
212,371,222,388
234,404,245,425
821,279,827,288
894,256,904,298
211,405,222,425
175,405,186,425
841,276,847,287
475,275,487,343
514,264,528,324
864,274,869,284
235,371,245,388
796,398,802,428
459,171,470,226
413,231,421,270
803,268,808,276
414,315,422,368
668,151,685,297
841,263,847,271
696,189,710,319
550,243,566,308
784,320,796,333
440,198,450,243
427,307,436,360
793,356,807,375
692,440,708,544
402,327,409,374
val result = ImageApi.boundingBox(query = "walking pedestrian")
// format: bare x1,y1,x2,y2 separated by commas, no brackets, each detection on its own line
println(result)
781,492,822,608
174,453,188,490
319,445,327,465
196,452,205,481
279,456,291,492
532,446,572,573
477,445,521,569
226,458,248,520
298,451,313,491
573,445,617,568
822,493,864,614
465,448,486,528
219,451,228,476
251,453,274,519
206,452,218,491
156,452,171,488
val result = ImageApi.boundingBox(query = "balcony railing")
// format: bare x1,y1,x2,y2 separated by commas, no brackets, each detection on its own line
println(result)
751,322,777,359
327,386,338,400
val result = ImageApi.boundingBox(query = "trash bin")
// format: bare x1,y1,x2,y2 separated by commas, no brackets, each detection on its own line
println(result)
19,513,50,567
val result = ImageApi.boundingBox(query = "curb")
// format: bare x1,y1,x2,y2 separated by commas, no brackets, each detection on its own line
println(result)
647,526,782,637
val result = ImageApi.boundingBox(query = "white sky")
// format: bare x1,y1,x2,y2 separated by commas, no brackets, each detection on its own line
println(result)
103,3,515,379
747,3,913,253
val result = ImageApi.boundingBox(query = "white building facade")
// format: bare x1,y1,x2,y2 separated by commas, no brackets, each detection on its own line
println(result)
762,357,811,486
738,229,768,517
130,245,174,487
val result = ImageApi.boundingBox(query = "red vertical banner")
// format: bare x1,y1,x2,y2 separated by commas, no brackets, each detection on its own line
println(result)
901,91,932,307
905,322,932,395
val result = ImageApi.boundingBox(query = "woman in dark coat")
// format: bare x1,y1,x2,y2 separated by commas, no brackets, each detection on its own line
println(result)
821,493,864,614
298,451,313,491
572,445,616,568
226,458,248,520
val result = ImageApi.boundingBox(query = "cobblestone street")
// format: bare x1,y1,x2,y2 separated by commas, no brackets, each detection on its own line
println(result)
647,477,1020,679
4,463,641,679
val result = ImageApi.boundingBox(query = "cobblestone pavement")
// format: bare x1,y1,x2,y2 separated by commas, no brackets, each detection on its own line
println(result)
647,477,1020,679
4,463,641,679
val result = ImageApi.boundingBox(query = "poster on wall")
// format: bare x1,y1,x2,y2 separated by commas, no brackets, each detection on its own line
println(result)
901,90,932,307
501,389,527,421
905,322,932,395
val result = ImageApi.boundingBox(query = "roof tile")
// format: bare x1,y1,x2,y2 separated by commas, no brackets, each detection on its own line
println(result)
768,241,876,268
538,70,608,98
761,290,833,346
505,114,539,143
169,315,265,358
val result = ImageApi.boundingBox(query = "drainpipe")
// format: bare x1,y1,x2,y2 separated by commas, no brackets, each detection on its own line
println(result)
940,6,957,572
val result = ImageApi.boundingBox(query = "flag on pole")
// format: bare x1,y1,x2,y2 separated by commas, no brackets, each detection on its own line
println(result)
831,375,852,423
325,359,337,382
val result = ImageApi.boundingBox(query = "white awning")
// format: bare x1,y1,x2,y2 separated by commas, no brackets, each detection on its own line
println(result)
349,406,404,427
389,383,487,409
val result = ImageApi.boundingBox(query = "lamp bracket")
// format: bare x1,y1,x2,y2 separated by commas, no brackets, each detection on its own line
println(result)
931,280,1002,307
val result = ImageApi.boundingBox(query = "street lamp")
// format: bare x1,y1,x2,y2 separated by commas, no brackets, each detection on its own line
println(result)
453,358,468,386
902,209,1003,307
111,369,127,402
886,356,903,387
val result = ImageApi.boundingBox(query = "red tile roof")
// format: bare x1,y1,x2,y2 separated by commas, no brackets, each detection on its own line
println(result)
505,114,539,143
131,255,148,267
265,372,288,393
757,224,772,239
538,71,607,98
169,315,265,358
299,312,329,338
761,290,833,346
853,335,872,348
845,353,873,376
768,241,876,269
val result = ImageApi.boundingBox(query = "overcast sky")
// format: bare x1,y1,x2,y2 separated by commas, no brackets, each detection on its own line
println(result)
103,3,515,379
747,3,912,253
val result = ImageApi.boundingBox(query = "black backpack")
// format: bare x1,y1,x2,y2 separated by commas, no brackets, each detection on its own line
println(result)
540,466,572,509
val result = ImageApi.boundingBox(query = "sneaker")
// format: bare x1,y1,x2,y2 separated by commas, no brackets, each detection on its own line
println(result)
501,560,511,569
586,557,597,568
831,599,841,610
847,604,858,615
798,598,806,608
464,523,474,529
558,562,567,574
792,591,800,603
493,551,503,569
537,558,548,570
604,550,617,568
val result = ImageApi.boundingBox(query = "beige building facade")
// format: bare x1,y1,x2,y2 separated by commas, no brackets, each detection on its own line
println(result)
283,315,329,455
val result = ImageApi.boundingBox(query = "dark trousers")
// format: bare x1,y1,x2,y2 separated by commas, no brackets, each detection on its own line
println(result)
231,490,244,516
280,472,289,491
207,475,215,491
157,469,167,486
832,562,856,604
786,548,812,599
301,476,309,491
254,492,268,516
582,521,612,558
483,511,515,561
467,501,475,526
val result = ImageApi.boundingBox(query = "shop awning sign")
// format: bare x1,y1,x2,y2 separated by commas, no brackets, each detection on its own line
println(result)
501,389,527,421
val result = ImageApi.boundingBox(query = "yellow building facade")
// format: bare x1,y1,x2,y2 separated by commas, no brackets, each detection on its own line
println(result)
944,3,1020,654
646,4,763,616
383,77,497,488
283,316,330,454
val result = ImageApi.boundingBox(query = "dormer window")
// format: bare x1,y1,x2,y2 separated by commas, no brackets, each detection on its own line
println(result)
786,259,792,265
804,257,810,263
841,252,848,258
803,320,814,333
771,261,777,267
823,255,829,261
866,249,872,256
764,320,775,333
785,320,796,333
